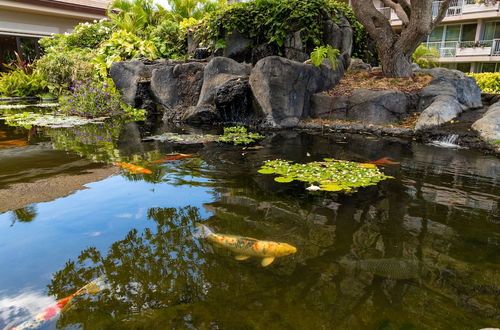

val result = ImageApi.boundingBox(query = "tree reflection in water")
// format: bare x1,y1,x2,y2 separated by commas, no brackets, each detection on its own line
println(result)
10,205,37,226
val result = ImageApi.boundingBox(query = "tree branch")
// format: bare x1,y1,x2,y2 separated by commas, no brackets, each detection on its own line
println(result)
351,0,397,52
432,0,454,28
381,0,409,26
394,0,412,18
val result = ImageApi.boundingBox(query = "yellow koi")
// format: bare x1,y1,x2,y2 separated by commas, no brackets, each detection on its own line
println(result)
196,224,297,267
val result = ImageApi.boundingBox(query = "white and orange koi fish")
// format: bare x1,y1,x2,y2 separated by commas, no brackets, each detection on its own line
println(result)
9,276,108,330
195,224,297,267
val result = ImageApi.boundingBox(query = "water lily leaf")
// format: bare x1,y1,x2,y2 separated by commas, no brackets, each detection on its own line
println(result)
274,176,294,183
258,168,275,174
359,163,377,169
319,183,344,191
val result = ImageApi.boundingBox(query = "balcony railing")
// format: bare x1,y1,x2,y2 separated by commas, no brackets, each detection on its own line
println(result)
424,39,500,58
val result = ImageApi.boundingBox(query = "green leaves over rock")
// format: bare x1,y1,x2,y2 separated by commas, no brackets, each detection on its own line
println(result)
258,159,393,193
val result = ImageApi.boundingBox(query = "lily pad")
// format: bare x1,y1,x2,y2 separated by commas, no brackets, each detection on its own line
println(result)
144,133,219,144
259,159,393,193
216,126,264,145
2,112,106,128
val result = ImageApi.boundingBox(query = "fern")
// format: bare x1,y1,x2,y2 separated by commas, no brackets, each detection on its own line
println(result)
310,45,340,69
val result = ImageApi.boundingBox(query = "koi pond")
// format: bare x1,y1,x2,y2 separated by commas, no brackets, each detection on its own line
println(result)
0,108,499,329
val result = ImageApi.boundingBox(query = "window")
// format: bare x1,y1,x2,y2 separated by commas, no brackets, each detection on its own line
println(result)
479,62,499,72
461,24,477,42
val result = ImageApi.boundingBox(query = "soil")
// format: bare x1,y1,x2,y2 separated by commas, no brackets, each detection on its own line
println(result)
327,71,433,97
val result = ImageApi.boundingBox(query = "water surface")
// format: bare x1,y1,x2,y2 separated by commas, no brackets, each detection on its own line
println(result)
0,116,499,329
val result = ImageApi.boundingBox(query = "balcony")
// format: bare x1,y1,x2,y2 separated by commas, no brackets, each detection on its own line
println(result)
379,1,500,22
425,39,500,58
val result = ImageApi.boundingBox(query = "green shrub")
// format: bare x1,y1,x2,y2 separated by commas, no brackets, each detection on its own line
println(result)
36,50,98,94
310,45,340,68
0,69,46,97
200,0,365,57
468,72,500,93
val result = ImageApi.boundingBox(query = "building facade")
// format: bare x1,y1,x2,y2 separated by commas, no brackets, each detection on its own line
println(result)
370,0,500,73
0,0,110,65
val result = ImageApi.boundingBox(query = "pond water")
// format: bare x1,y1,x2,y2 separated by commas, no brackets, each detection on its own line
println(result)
0,113,499,329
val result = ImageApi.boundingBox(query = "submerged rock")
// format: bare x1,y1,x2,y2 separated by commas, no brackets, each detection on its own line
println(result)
250,56,345,127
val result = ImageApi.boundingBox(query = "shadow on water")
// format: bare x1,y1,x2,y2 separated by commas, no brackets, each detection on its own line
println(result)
0,116,499,329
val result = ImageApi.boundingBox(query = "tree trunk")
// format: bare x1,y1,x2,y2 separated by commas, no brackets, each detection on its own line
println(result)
380,51,413,78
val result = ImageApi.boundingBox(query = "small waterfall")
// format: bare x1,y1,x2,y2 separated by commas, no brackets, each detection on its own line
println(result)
429,134,462,148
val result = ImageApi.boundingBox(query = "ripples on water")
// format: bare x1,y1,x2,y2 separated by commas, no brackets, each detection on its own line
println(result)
0,118,499,329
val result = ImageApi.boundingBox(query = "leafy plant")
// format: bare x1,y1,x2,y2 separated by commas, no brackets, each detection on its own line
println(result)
95,30,159,72
258,159,393,192
2,51,35,74
216,126,264,145
0,69,46,97
412,45,439,69
310,45,340,68
467,72,500,93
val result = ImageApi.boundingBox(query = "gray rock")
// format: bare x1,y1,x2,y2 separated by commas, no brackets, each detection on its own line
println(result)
194,48,211,59
223,30,252,62
110,59,166,107
323,20,342,50
471,102,500,145
415,95,463,130
422,67,482,108
415,67,482,129
151,62,205,110
347,89,408,125
250,56,345,127
181,105,221,125
285,31,308,62
251,43,278,65
411,63,421,71
197,57,251,106
215,77,255,123
348,59,371,72
310,94,347,120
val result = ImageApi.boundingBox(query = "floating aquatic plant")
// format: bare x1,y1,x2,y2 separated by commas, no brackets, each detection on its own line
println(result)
216,126,264,145
258,159,393,192
2,112,106,128
144,132,219,144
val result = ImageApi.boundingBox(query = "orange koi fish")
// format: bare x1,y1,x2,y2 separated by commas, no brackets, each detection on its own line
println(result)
151,153,193,163
9,276,108,330
115,162,152,175
195,224,297,267
0,139,28,149
366,157,400,165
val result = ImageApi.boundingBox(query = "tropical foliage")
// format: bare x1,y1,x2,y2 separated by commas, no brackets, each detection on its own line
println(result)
310,45,340,68
467,72,500,93
0,69,46,97
412,45,440,69
258,159,392,192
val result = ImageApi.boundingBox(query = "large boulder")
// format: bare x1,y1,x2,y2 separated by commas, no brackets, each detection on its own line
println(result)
215,77,255,123
310,94,347,120
151,62,206,110
415,95,463,130
347,89,408,125
110,59,167,107
471,102,500,147
223,30,253,63
415,68,482,129
197,57,251,106
181,57,252,125
250,56,345,127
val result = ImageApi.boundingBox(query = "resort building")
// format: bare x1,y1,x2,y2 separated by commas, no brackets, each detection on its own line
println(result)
371,0,500,73
0,0,110,65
